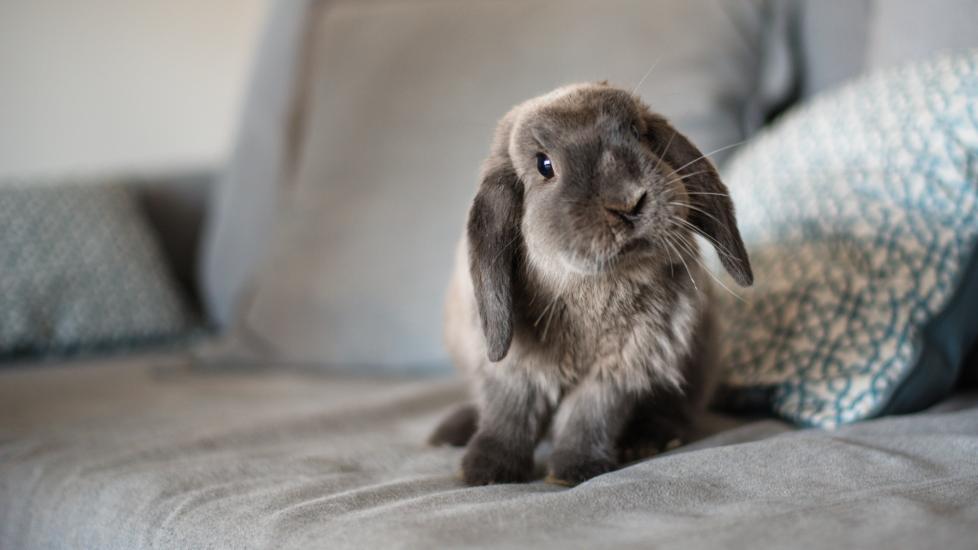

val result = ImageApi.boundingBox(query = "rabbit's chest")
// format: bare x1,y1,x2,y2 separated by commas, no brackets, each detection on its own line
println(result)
532,286,697,391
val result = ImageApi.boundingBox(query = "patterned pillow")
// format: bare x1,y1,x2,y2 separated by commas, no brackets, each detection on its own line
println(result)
717,51,978,427
0,181,197,359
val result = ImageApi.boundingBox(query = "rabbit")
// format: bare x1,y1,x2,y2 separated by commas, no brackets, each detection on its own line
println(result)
429,82,753,486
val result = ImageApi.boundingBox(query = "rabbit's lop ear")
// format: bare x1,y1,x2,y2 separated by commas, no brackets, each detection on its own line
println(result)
468,153,524,362
644,114,753,287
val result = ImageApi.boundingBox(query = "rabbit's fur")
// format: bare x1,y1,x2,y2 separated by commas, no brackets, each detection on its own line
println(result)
431,83,753,486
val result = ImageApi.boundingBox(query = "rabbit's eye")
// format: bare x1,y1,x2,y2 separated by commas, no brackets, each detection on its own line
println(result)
536,153,555,179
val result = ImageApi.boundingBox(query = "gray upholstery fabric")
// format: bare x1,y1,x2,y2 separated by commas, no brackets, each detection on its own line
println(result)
796,0,873,97
798,0,978,97
200,0,321,326
866,0,978,70
1,353,977,549
205,0,786,369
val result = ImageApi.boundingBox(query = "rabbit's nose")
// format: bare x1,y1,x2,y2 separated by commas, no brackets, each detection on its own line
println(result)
604,191,647,227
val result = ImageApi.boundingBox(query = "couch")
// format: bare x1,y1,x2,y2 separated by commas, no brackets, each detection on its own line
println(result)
2,1,977,548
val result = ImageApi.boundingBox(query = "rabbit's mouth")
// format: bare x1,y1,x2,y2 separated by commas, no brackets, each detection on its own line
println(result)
554,235,656,276
617,237,651,257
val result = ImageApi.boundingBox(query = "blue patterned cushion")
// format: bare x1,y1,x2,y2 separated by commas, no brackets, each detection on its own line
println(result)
717,51,978,427
0,181,197,359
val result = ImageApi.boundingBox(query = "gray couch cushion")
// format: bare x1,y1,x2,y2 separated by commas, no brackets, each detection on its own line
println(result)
203,0,788,369
866,0,978,69
799,0,978,97
1,354,977,549
200,0,320,327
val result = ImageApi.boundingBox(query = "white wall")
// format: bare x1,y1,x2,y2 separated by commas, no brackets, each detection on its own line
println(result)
0,0,267,179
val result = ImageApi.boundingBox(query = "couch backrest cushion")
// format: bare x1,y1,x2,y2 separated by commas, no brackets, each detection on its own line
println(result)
201,0,789,370
798,0,978,97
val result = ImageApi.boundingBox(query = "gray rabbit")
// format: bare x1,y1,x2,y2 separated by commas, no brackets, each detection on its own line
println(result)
430,83,753,486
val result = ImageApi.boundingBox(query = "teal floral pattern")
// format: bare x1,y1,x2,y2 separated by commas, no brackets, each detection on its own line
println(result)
0,181,196,358
718,51,978,427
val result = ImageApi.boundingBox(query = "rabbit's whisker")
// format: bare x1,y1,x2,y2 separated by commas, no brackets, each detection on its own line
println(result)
534,291,558,327
668,229,699,260
670,169,714,183
492,234,521,264
631,55,662,95
664,170,714,198
670,230,745,303
540,293,560,341
652,130,678,174
662,233,698,292
667,216,738,262
693,253,746,302
656,235,676,278
540,255,573,342
535,246,574,332
667,201,725,228
671,140,746,174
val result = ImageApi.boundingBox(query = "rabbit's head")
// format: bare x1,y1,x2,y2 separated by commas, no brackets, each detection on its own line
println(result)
468,83,752,361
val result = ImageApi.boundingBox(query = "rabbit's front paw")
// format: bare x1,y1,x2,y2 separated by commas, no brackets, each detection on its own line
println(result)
547,450,615,486
461,433,533,486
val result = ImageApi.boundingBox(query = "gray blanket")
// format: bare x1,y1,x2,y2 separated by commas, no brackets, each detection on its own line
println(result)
2,353,976,549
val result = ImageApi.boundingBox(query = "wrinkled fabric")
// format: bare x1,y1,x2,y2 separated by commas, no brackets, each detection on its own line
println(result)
1,353,976,549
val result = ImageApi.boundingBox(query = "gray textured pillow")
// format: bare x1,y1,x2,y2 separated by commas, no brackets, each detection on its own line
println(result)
0,181,196,358
204,0,790,370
